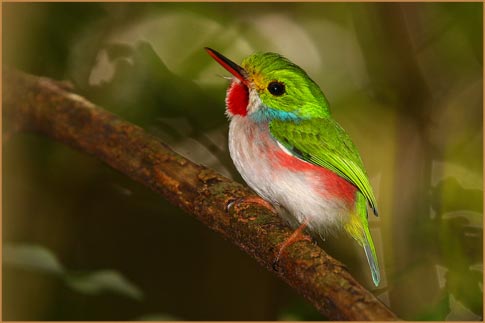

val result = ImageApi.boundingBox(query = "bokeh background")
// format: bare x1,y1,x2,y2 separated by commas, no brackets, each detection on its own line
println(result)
3,2,483,321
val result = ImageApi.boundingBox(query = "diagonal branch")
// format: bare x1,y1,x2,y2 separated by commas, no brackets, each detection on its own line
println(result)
3,68,399,321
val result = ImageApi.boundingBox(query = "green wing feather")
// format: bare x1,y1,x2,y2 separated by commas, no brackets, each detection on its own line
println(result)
269,118,378,216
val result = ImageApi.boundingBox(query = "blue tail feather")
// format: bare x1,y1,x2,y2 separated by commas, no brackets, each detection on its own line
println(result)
364,241,380,286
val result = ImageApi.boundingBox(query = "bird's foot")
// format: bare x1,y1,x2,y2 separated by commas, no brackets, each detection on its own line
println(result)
225,196,276,214
272,221,312,271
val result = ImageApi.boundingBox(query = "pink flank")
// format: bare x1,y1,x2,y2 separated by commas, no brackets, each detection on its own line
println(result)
274,149,357,206
226,81,248,116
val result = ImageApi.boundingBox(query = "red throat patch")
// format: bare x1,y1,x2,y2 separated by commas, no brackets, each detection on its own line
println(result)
226,81,248,116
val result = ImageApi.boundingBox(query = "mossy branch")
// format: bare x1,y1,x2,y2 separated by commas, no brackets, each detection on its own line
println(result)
3,68,398,321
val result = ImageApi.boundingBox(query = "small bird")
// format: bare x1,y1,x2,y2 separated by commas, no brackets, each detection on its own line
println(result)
206,48,380,286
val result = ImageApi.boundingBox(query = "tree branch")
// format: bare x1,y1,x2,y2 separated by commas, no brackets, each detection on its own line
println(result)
3,68,399,321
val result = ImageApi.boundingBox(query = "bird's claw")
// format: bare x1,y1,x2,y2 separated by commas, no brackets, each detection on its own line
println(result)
225,198,238,213
225,196,276,214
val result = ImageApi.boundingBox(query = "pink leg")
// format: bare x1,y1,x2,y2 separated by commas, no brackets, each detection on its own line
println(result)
274,220,312,269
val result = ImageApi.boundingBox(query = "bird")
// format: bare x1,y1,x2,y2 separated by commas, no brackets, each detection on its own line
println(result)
205,47,380,286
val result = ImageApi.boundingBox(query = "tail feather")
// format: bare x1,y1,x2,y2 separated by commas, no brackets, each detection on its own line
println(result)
345,192,381,286
363,229,380,286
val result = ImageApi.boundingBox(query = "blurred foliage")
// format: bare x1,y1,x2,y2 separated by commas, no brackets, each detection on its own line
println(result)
4,244,143,300
3,2,482,321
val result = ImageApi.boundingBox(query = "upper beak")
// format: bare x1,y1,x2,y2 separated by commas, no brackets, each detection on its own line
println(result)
205,47,248,84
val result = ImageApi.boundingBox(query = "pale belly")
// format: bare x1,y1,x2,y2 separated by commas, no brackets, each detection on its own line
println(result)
228,116,356,233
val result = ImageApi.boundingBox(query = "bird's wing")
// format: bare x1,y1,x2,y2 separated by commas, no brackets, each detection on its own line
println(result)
269,118,378,215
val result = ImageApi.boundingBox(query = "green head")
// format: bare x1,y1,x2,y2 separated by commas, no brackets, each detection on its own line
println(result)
206,48,330,122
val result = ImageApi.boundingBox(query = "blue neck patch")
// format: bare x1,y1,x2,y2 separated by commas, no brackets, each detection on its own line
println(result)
250,107,303,123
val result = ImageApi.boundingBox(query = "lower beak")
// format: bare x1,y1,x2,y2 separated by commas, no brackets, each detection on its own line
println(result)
205,47,248,84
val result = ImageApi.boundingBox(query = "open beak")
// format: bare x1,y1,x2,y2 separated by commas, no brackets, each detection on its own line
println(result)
205,47,248,84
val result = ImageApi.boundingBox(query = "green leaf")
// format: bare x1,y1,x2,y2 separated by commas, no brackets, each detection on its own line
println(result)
65,270,143,301
3,243,65,275
4,243,143,301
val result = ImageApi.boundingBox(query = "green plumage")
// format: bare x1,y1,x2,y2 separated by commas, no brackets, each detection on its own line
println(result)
207,48,381,286
241,53,331,119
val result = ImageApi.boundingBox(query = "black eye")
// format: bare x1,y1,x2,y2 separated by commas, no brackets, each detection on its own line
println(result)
267,81,285,96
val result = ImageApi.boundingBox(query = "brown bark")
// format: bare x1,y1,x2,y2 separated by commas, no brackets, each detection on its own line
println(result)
3,68,399,321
